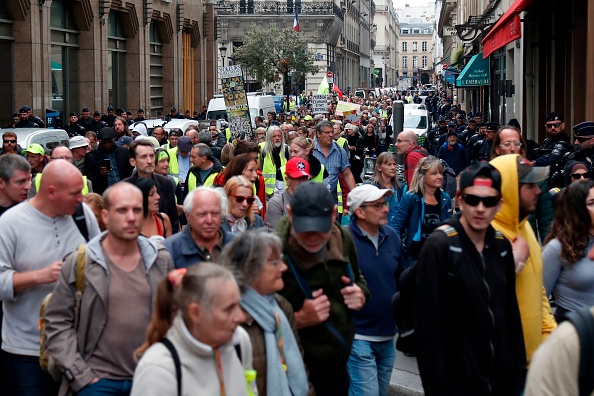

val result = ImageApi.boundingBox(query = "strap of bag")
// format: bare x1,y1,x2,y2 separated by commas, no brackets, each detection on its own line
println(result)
160,338,182,396
73,203,89,242
284,254,352,351
73,244,86,330
566,307,594,396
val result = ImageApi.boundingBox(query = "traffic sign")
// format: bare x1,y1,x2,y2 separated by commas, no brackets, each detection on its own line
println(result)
327,71,334,79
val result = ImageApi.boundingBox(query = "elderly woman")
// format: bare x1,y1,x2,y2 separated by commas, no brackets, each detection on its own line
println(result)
220,229,313,396
131,264,256,396
221,176,265,233
392,156,452,267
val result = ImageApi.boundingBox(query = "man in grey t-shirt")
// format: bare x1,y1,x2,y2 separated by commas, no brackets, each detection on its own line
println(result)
0,160,100,395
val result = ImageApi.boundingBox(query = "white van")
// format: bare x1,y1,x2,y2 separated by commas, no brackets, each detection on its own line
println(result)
207,94,276,128
1,128,70,153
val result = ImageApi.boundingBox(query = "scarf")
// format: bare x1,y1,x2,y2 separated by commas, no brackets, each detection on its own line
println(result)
227,214,248,233
241,288,308,396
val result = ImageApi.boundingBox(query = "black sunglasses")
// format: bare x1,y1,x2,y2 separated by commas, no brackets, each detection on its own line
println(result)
576,136,592,143
232,195,255,205
462,194,500,208
570,172,593,180
3,139,16,144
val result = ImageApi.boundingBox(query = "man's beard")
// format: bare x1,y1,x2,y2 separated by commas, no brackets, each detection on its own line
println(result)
274,142,282,148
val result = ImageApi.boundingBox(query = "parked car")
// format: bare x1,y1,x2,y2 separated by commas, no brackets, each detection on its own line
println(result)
130,119,167,136
162,119,200,134
0,128,70,153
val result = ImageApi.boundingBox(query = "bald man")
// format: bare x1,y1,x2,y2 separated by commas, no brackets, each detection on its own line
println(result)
0,160,100,395
395,130,428,185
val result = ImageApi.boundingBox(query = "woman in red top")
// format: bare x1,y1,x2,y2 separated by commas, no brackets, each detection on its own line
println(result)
132,178,172,238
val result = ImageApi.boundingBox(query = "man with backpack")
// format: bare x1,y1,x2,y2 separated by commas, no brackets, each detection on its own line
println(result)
414,162,526,395
0,161,101,395
43,182,173,396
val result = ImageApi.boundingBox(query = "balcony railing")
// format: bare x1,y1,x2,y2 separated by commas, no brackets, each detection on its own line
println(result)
217,1,343,20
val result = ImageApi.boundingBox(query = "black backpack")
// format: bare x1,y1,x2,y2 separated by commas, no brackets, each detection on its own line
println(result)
391,224,507,356
438,159,457,198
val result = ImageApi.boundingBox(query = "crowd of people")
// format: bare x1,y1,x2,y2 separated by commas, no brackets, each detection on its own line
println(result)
0,86,594,396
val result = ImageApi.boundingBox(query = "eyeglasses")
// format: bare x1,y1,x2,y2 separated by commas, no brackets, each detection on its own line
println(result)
461,194,500,208
361,201,388,210
570,172,592,180
3,140,16,144
499,141,522,149
232,195,256,205
267,256,284,266
545,122,562,128
576,136,592,143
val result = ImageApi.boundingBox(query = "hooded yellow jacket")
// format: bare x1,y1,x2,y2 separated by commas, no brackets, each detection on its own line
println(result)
489,154,557,363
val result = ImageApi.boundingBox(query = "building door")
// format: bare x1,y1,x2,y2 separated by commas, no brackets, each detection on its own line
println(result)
490,52,506,123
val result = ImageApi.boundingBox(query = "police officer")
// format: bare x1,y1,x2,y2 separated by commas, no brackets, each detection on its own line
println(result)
472,122,499,163
425,117,448,155
532,112,572,162
459,117,477,147
565,121,594,166
64,112,86,137
466,122,486,163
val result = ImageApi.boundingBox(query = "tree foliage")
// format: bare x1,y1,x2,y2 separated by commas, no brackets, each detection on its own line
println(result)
232,25,320,85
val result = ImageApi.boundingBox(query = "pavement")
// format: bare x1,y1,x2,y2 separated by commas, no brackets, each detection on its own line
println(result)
388,350,424,396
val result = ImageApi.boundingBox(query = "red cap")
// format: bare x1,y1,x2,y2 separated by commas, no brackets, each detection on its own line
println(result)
285,157,311,179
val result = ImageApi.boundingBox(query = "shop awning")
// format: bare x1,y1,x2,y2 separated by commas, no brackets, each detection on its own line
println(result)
456,53,490,87
481,0,534,58
433,55,451,67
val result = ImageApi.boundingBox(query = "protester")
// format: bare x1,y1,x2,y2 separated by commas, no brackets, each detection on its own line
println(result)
346,185,403,396
221,229,313,396
261,125,289,198
0,161,100,395
290,137,328,182
393,156,453,268
132,178,173,239
131,264,255,396
276,181,368,395
542,180,594,322
489,154,557,363
221,176,265,233
83,192,106,231
163,187,233,268
214,153,264,217
367,151,405,228
266,157,311,229
395,130,428,185
415,161,526,395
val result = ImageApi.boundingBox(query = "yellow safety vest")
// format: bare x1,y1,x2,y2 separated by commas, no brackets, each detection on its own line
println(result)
167,148,180,178
280,163,326,185
262,153,287,196
225,127,231,142
335,137,347,150
35,174,89,195
187,170,218,192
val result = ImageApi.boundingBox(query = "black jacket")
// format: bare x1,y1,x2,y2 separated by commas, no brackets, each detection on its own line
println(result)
84,120,108,133
64,123,86,137
122,172,180,234
84,146,133,194
414,214,526,396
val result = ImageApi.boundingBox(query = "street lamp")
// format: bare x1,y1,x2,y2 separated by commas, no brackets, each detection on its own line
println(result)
382,56,388,87
219,44,227,67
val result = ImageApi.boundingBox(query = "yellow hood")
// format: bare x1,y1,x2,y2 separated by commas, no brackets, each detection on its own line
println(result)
489,153,557,363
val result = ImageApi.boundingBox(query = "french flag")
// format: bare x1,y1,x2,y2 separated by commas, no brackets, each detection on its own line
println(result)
293,7,300,32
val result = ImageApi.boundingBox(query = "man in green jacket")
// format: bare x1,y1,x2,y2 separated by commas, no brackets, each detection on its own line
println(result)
276,181,369,396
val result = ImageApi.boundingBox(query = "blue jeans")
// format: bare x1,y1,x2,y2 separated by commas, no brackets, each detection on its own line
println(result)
75,378,132,396
1,351,60,396
347,338,396,396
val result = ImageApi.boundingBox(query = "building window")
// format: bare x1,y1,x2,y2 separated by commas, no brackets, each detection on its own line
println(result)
422,56,427,68
402,56,407,68
50,0,79,117
413,29,419,34
108,12,127,108
422,41,427,52
402,42,407,52
149,23,163,114
412,56,418,68
412,42,417,52
402,29,409,34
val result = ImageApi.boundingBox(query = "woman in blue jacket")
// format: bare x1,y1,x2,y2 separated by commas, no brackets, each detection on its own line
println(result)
366,151,406,229
392,156,452,268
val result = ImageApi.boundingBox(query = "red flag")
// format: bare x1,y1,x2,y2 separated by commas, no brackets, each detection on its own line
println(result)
333,83,343,98
293,8,300,32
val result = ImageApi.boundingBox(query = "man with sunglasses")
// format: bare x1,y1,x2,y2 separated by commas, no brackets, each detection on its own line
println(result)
533,114,573,181
0,132,22,156
490,154,557,366
415,161,526,395
566,121,594,165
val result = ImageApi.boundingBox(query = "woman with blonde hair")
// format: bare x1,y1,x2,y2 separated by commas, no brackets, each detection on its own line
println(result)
83,192,106,231
131,264,256,396
392,156,453,267
221,176,265,233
